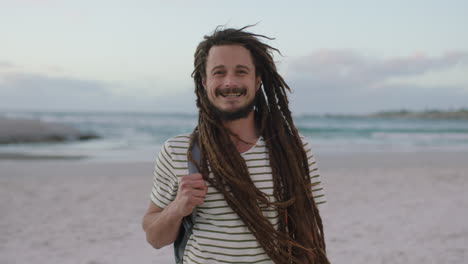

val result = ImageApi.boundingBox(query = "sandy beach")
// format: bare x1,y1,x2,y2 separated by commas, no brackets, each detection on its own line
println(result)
1,151,467,264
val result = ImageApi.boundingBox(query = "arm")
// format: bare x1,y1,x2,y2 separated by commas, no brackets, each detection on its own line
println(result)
142,201,182,249
142,173,207,249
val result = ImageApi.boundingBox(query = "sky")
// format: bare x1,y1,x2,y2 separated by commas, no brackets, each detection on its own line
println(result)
1,0,467,114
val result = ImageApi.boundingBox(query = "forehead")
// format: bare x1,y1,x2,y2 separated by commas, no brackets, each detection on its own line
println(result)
205,45,255,69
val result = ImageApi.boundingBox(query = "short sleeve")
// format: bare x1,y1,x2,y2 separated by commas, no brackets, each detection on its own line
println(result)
150,140,179,209
301,136,327,206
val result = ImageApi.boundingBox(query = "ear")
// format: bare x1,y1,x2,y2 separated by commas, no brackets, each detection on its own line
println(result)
202,77,207,89
255,76,262,91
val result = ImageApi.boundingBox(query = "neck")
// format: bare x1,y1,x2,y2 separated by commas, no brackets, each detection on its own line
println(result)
222,111,258,153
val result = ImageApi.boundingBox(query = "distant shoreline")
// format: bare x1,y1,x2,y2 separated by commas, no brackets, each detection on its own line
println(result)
368,109,468,120
0,152,87,160
298,109,468,120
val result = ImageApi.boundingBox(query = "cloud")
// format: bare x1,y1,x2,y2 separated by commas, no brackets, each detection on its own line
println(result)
0,70,121,111
2,50,467,114
289,82,468,114
1,71,110,98
284,50,468,114
0,61,15,68
0,70,196,112
288,50,468,90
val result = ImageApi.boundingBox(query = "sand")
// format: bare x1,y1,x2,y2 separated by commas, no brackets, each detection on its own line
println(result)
1,152,467,264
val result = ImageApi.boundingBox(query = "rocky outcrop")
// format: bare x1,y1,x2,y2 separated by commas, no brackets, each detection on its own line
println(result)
0,117,99,144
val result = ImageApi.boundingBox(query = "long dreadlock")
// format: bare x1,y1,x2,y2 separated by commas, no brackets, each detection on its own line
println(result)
189,25,330,264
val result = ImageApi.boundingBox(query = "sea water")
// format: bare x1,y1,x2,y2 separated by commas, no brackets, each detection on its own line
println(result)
1,111,468,161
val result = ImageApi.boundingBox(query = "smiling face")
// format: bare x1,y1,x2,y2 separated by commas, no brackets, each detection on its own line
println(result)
202,45,261,120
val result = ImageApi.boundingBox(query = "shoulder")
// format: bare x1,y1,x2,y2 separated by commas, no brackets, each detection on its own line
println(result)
155,133,192,163
165,133,191,146
161,133,192,151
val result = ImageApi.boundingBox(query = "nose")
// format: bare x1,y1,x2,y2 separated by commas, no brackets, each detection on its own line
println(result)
222,73,239,88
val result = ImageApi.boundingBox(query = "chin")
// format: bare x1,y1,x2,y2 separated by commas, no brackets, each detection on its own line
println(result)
206,94,257,121
211,104,255,121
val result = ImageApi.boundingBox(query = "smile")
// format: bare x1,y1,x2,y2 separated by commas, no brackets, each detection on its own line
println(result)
216,88,247,98
221,92,241,97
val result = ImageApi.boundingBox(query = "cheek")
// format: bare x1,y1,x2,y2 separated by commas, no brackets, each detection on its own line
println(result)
205,80,220,95
204,86,216,101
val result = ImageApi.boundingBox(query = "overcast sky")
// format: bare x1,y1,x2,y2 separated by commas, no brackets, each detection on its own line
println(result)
1,0,467,114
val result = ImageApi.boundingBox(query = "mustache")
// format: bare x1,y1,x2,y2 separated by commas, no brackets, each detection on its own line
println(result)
215,87,247,96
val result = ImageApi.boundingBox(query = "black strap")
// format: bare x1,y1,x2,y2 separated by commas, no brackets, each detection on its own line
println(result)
174,134,200,264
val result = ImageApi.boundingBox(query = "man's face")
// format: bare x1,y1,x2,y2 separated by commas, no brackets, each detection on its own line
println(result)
202,45,261,121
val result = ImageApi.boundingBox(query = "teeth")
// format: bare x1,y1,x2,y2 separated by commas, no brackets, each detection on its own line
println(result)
223,93,241,97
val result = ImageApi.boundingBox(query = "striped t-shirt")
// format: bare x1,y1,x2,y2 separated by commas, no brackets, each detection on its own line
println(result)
150,133,326,264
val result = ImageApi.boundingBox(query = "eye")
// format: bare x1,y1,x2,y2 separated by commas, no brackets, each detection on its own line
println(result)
213,70,224,75
237,70,248,74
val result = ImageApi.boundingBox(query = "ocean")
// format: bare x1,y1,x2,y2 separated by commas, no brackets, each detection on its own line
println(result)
1,111,468,161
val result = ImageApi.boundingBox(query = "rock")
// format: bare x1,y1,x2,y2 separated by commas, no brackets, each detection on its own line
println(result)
0,117,100,144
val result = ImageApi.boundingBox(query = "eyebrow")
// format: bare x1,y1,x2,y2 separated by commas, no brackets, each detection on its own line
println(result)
210,65,225,73
236,65,251,71
209,65,252,73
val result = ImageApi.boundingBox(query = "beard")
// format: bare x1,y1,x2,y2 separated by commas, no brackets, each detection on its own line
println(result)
206,94,256,121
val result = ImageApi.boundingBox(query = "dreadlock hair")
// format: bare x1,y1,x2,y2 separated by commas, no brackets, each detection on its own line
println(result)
189,25,330,264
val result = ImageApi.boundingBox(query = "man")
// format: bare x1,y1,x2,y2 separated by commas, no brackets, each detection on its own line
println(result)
142,26,329,264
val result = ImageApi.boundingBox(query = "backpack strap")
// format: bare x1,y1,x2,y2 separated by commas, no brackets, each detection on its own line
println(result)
174,133,200,264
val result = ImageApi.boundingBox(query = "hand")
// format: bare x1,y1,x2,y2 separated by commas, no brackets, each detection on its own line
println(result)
172,173,207,218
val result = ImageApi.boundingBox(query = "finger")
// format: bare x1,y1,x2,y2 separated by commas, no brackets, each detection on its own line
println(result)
191,189,207,198
188,179,207,189
179,174,203,187
182,195,204,206
180,188,205,199
183,173,203,181
178,180,194,192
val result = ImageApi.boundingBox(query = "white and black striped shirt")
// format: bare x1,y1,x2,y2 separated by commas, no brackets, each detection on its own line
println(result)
150,134,326,264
